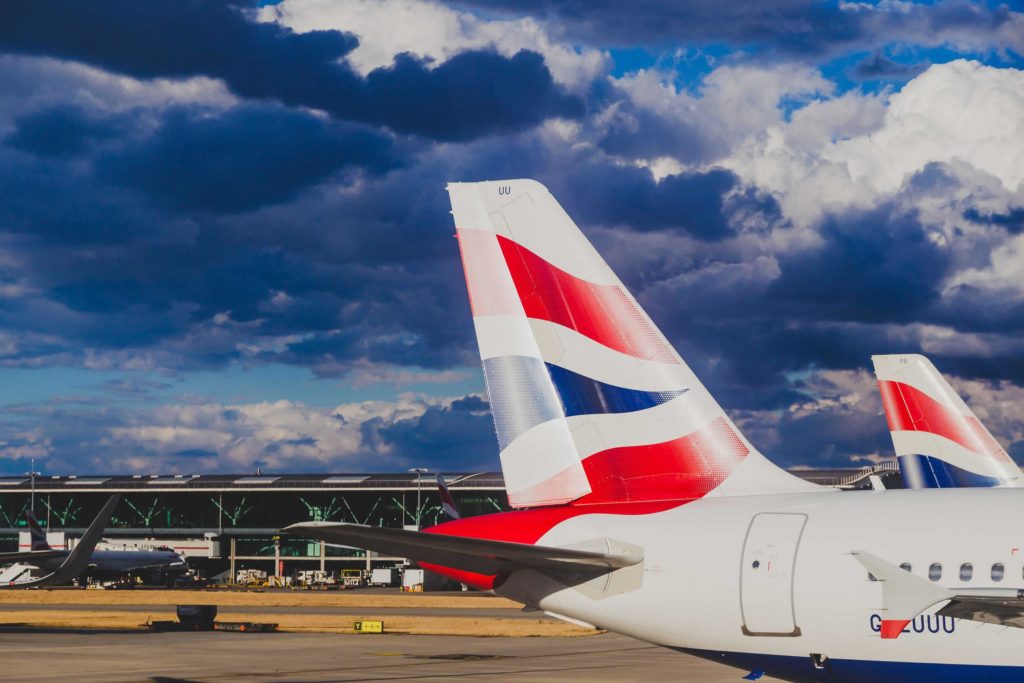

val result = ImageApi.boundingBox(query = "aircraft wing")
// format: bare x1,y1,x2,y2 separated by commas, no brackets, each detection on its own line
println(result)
939,595,1024,628
283,522,642,576
0,494,120,589
0,549,66,564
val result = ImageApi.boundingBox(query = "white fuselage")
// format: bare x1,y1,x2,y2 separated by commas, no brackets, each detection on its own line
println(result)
496,487,1024,678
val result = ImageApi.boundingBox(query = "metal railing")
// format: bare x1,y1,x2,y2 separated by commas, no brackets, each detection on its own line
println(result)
837,462,899,488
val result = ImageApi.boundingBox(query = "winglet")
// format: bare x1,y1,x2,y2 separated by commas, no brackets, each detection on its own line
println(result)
49,494,121,584
852,550,952,639
0,494,120,589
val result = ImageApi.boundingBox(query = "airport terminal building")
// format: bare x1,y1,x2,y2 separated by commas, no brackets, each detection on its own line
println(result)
0,466,897,580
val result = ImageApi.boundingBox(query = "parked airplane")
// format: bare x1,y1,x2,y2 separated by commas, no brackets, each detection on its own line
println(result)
16,508,188,586
873,353,1023,489
0,494,120,588
287,180,1024,681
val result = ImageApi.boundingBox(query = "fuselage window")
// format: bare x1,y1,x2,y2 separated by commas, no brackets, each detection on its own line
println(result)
929,563,942,581
959,563,973,582
992,563,1005,582
899,562,912,573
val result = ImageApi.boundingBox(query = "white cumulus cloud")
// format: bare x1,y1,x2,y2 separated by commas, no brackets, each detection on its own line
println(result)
727,60,1024,225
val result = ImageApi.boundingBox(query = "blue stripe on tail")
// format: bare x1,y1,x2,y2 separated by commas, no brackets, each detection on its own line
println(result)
898,454,1003,489
545,363,686,418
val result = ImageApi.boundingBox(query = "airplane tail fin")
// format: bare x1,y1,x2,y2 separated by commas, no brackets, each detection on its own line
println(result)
872,354,1022,488
447,179,816,508
25,509,51,551
437,474,461,520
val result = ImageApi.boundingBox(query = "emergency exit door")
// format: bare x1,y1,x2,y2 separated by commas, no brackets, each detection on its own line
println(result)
740,513,807,637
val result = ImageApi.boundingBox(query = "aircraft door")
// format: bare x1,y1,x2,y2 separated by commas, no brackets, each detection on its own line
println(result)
740,512,807,637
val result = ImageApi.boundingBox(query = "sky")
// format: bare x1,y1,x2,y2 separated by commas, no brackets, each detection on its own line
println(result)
0,0,1022,476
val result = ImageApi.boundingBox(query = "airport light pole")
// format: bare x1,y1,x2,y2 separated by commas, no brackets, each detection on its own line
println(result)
408,467,428,529
25,457,41,514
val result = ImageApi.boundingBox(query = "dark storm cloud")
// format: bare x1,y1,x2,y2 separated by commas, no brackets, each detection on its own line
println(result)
5,105,125,158
0,89,466,368
0,0,582,141
0,106,774,374
595,106,712,165
773,399,893,468
449,0,1017,57
98,105,400,213
0,107,476,373
964,206,1024,234
613,199,994,403
927,354,1024,385
451,0,851,50
557,163,780,241
662,318,913,408
361,50,584,140
934,277,1024,338
374,398,498,471
768,205,949,323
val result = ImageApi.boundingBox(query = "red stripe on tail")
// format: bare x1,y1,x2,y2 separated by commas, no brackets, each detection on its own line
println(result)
497,235,678,363
576,416,750,504
878,380,1009,460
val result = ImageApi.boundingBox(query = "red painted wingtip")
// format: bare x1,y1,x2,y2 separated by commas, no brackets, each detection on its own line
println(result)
880,619,911,639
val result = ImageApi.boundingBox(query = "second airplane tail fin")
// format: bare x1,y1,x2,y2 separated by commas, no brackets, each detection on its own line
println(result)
872,354,1022,488
437,475,461,520
26,509,51,551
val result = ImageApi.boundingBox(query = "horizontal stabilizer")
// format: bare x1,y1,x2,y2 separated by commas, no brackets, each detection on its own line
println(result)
855,550,1024,635
284,522,642,577
852,550,951,639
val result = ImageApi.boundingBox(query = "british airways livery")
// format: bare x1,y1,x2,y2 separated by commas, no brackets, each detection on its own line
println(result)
287,180,1024,682
873,353,1023,489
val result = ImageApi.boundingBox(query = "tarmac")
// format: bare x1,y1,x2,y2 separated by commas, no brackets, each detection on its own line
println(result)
0,629,744,682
